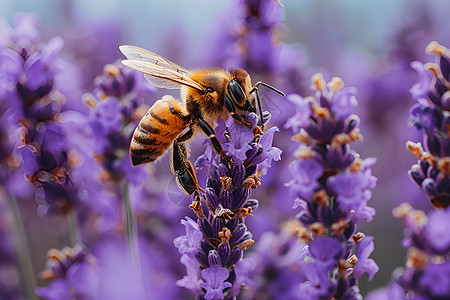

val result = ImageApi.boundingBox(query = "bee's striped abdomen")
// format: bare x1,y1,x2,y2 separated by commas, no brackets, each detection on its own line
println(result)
130,95,190,166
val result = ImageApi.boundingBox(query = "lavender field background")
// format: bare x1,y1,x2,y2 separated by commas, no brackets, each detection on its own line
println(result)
1,0,450,299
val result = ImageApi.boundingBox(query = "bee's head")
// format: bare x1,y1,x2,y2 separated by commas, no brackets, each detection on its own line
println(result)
228,68,256,114
229,69,285,127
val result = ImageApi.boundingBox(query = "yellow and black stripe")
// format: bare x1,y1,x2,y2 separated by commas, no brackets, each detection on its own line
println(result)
130,96,190,166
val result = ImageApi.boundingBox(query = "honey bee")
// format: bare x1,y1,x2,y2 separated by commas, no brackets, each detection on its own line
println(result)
119,45,284,210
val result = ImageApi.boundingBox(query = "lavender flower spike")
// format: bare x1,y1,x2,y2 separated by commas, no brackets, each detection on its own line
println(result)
407,41,450,209
286,74,378,299
382,41,450,300
0,13,82,216
175,112,281,299
390,203,450,299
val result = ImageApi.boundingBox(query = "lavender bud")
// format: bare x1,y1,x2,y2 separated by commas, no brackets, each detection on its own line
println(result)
409,165,425,186
421,178,438,196
208,250,221,266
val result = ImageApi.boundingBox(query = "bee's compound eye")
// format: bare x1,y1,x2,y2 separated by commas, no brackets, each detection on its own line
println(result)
228,79,246,104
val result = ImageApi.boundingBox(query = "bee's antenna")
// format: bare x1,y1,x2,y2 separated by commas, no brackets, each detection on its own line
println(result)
250,82,285,97
250,81,285,126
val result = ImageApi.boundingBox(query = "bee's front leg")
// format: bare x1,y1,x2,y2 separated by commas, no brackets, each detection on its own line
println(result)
224,94,264,138
197,118,234,167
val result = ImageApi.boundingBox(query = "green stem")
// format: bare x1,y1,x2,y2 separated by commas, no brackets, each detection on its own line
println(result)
122,181,147,296
7,195,38,300
67,209,82,246
123,181,140,266
124,182,133,251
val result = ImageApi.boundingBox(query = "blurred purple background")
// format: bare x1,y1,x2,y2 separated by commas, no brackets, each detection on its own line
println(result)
2,0,450,298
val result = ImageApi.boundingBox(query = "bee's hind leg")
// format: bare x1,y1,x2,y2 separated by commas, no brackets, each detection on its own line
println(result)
171,130,207,218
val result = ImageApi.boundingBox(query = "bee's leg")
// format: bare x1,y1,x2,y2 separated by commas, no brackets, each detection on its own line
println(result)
172,128,205,218
172,141,203,194
189,190,204,219
224,95,263,136
198,118,234,166
224,129,231,142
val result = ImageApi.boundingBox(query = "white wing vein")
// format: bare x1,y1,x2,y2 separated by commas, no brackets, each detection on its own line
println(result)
119,45,204,91
121,59,204,91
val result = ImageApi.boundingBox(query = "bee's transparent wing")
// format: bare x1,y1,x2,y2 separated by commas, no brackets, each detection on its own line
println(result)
120,45,190,74
257,88,283,117
119,45,204,91
121,59,204,91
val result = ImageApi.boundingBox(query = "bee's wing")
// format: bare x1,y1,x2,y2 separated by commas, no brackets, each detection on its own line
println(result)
257,88,283,117
120,45,190,74
119,45,204,92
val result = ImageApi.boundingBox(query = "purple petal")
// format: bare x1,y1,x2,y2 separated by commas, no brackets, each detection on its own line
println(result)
410,61,432,103
331,87,358,120
309,236,343,265
176,255,202,295
285,94,312,132
354,236,379,280
200,265,232,300
36,279,71,300
286,158,322,201
425,209,450,253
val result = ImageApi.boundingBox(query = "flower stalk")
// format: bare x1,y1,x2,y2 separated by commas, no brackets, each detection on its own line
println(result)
383,41,450,300
174,113,281,299
285,74,378,299
123,180,140,268
66,209,81,247
407,41,450,209
7,195,38,300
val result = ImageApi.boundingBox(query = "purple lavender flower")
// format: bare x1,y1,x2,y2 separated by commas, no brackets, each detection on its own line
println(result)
285,74,378,299
392,203,450,299
284,94,312,133
330,87,358,121
209,112,282,173
297,260,332,299
64,61,159,244
286,158,322,202
38,237,182,300
83,62,153,184
353,236,379,281
229,257,255,296
410,61,433,103
419,261,450,298
328,159,377,220
36,245,97,300
244,220,306,299
174,217,203,259
207,0,307,100
221,122,254,165
176,254,202,295
0,93,35,199
424,207,450,253
374,42,450,300
204,1,307,252
38,245,91,282
407,41,450,209
37,280,72,300
209,0,283,73
366,282,407,300
200,265,233,300
0,13,90,216
175,113,281,298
